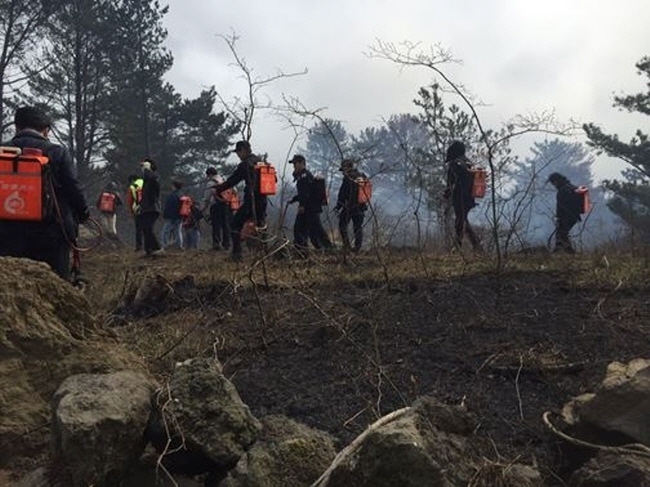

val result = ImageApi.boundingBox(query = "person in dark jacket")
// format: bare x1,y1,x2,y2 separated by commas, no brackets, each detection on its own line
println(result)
548,172,581,253
288,154,332,251
444,141,481,251
334,159,366,252
138,158,162,256
0,106,90,280
214,140,267,261
202,167,231,250
160,180,183,249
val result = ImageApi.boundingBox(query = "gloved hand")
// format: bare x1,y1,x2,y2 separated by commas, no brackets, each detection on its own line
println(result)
298,206,305,214
78,206,91,223
141,161,151,171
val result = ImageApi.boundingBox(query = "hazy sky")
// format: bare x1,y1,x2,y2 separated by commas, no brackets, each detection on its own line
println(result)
162,1,650,181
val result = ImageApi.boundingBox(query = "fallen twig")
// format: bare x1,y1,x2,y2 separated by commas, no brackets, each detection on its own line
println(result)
542,411,650,457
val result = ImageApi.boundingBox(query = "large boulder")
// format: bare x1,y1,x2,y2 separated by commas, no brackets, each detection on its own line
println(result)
0,257,143,474
314,396,479,487
149,358,262,474
51,371,156,486
563,358,650,445
221,415,337,487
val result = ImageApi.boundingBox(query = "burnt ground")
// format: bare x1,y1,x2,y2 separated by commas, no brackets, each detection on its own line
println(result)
71,245,650,483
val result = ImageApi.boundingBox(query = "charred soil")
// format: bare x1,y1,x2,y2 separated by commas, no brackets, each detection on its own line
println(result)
22,246,650,483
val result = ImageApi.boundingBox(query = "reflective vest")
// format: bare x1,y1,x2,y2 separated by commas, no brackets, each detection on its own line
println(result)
129,178,143,213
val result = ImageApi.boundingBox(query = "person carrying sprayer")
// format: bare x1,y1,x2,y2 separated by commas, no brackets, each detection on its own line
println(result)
548,172,582,253
214,140,268,262
0,106,90,280
444,141,482,251
96,181,122,240
334,159,368,253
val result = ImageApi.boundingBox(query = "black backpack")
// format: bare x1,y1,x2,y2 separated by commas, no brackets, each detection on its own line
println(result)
311,176,328,206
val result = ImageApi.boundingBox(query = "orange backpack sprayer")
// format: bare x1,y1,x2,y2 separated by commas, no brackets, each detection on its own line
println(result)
98,192,116,213
470,167,487,198
313,176,329,206
575,186,591,214
179,195,193,218
255,162,277,196
0,147,102,288
0,146,53,221
356,177,372,204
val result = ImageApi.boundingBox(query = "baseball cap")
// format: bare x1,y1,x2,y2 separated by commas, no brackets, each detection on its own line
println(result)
232,140,251,153
288,154,305,164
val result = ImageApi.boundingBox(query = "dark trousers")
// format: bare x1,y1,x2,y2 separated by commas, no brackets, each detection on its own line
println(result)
453,203,481,250
134,214,144,251
140,211,161,254
295,211,332,249
555,219,577,253
339,211,364,251
210,203,232,249
0,231,71,280
231,198,267,256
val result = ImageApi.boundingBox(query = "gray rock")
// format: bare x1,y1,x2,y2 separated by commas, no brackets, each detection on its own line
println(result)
571,359,650,444
221,415,336,487
570,452,650,486
153,358,261,470
51,371,156,486
314,396,478,487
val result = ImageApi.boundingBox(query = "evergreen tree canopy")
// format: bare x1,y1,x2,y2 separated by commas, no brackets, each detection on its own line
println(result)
584,56,650,235
302,119,350,179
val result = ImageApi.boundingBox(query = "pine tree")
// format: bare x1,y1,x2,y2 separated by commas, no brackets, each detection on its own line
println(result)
23,0,116,183
0,0,50,138
104,2,238,189
584,56,650,236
